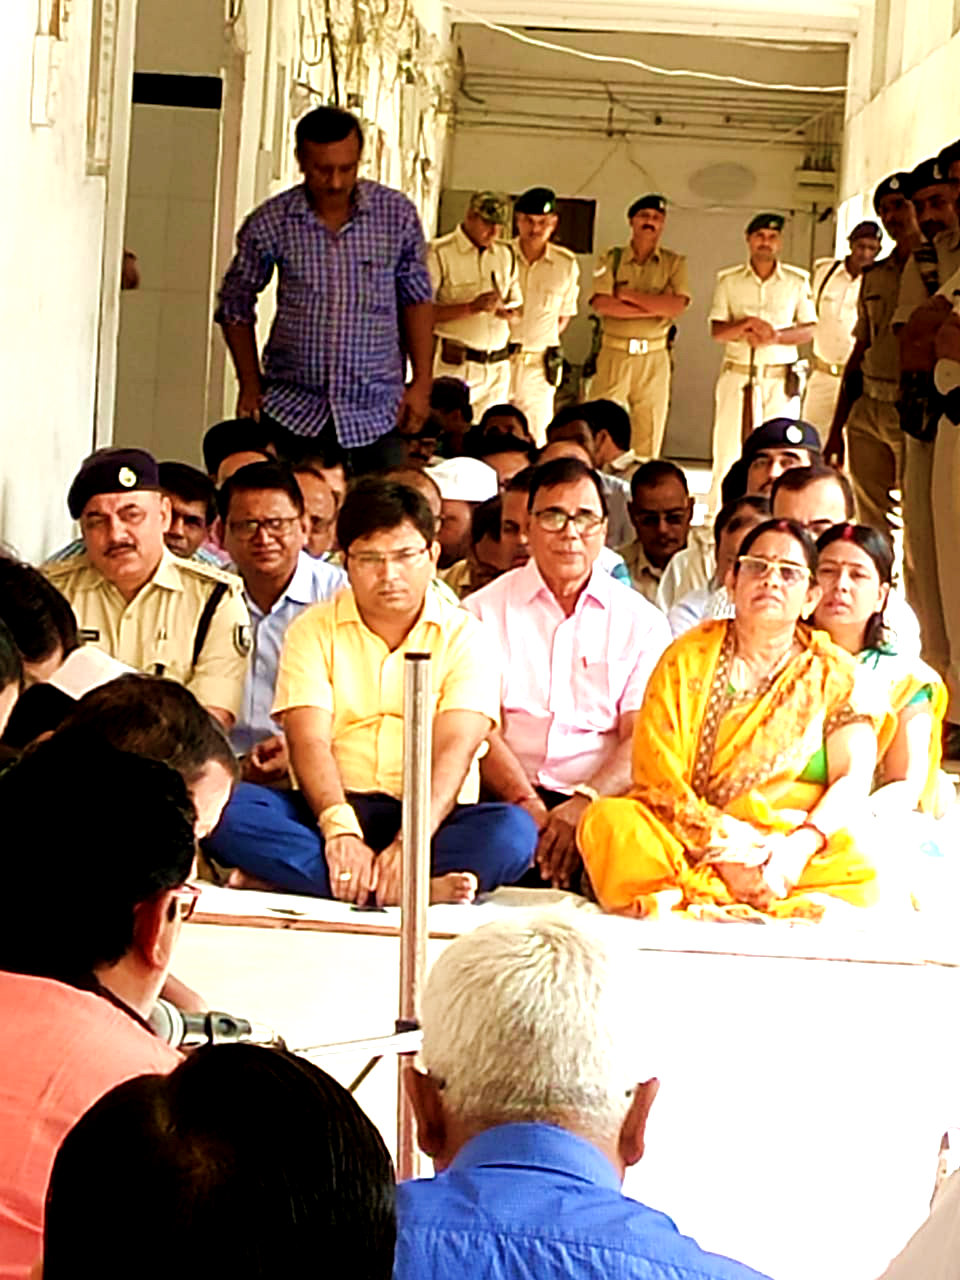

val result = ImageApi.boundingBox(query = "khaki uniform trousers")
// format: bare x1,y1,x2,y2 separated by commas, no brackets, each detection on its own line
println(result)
709,365,792,506
592,343,671,458
932,417,960,719
432,349,511,421
508,352,555,446
902,435,950,701
801,368,843,441
845,394,904,549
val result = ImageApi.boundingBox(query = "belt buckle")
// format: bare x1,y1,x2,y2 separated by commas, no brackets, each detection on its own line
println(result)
628,338,648,356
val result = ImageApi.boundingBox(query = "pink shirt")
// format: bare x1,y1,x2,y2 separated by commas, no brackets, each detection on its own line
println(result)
0,972,180,1278
464,559,670,792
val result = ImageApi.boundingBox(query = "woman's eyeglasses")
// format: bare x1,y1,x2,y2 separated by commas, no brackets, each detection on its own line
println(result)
738,555,810,587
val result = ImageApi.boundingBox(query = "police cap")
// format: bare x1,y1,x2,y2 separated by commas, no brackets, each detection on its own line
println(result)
936,138,960,177
741,418,821,466
468,190,510,225
514,187,557,215
903,156,954,198
746,212,785,236
67,447,161,520
628,194,667,218
848,220,882,243
873,172,910,213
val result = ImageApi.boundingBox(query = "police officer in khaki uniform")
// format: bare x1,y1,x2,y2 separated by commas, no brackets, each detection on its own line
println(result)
427,191,523,421
506,187,580,445
802,221,882,436
44,448,250,729
824,175,919,548
589,194,691,459
709,212,817,502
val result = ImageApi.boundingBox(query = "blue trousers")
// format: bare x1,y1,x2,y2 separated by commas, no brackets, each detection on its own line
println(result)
205,784,537,899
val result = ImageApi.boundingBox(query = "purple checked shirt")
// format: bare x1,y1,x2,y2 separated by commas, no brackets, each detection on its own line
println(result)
215,180,433,447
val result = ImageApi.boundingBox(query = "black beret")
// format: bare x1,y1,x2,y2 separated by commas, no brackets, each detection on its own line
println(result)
67,448,161,520
746,212,785,235
741,418,821,465
848,220,882,243
873,172,910,213
628,194,667,218
904,156,953,197
937,138,960,175
514,186,557,215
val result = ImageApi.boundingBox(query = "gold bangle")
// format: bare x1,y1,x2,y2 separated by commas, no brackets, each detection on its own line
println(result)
318,802,363,841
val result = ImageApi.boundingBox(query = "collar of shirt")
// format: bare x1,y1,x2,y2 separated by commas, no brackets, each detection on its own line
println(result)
515,556,611,612
620,539,662,583
334,578,446,636
744,260,784,285
243,551,323,620
453,223,497,258
83,545,182,598
512,238,558,267
292,180,372,226
626,243,662,266
449,1123,622,1192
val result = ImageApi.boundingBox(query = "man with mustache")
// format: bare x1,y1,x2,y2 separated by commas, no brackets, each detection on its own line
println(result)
589,195,691,460
44,448,250,730
708,212,817,503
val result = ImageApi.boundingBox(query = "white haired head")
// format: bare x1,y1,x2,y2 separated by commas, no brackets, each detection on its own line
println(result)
420,914,638,1136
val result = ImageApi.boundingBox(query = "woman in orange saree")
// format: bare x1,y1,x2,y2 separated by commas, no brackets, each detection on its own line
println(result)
578,519,883,921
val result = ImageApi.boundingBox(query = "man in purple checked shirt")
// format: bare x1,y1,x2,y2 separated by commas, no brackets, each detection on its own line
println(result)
215,106,434,473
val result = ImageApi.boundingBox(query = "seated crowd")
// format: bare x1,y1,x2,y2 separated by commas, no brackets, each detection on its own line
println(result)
0,387,954,1280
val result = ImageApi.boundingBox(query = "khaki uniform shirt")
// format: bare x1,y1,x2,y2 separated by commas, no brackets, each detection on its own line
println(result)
509,240,580,350
617,539,664,606
934,264,960,396
894,229,960,328
427,225,522,351
855,254,907,399
811,258,861,366
44,547,250,716
590,244,690,340
709,261,816,365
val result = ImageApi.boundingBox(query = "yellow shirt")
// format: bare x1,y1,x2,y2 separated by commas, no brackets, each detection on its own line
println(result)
272,586,499,802
510,239,580,350
427,225,523,350
590,244,690,340
43,547,250,715
709,260,816,364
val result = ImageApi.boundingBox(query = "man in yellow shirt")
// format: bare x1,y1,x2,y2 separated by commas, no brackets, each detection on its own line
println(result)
206,479,536,905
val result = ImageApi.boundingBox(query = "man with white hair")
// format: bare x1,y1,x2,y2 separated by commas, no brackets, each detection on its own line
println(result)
397,915,769,1279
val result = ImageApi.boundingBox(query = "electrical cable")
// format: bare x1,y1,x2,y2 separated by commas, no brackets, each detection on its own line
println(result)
323,0,341,104
446,8,848,94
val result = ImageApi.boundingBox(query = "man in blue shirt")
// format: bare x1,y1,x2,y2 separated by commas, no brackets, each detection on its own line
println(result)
398,916,771,1280
219,460,344,778
215,106,434,472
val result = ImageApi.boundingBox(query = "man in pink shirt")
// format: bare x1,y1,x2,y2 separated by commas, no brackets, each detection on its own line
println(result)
465,457,671,888
0,730,197,1278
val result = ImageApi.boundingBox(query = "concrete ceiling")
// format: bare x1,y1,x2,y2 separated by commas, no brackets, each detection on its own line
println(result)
445,0,870,43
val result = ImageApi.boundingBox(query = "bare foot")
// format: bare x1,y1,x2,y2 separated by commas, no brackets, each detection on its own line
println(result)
429,872,478,904
226,868,282,892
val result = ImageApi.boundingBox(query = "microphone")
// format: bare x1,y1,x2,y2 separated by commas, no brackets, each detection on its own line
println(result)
149,999,257,1048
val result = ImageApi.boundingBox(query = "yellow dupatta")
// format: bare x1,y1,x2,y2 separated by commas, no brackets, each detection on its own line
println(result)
578,619,881,919
864,651,947,814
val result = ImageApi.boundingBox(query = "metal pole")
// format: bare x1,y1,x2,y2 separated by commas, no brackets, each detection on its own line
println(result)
397,653,432,1180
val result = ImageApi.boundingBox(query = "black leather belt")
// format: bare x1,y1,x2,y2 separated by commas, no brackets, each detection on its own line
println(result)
465,344,511,364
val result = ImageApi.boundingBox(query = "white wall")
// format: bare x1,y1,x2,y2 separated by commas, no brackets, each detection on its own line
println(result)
447,26,845,459
839,0,960,228
0,0,136,562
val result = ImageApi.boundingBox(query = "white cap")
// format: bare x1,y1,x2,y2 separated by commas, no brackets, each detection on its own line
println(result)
427,457,499,503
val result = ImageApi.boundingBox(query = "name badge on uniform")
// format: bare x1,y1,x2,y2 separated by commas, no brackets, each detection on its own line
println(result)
79,628,100,643
234,624,252,655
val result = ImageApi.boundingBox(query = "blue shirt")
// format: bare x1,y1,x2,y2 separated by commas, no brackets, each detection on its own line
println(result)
395,1124,771,1280
230,551,345,755
215,181,433,447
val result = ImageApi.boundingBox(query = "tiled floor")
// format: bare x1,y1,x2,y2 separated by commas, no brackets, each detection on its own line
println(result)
176,913,960,1280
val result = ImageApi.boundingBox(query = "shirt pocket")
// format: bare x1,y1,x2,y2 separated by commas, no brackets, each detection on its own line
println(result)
569,657,625,732
863,289,890,334
358,257,397,316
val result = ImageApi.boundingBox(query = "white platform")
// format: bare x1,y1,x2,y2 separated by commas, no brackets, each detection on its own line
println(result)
176,886,960,1280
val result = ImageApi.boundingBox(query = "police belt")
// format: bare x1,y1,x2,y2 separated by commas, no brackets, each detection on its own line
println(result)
600,335,668,356
438,337,511,365
811,355,845,377
508,345,548,362
723,360,791,376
